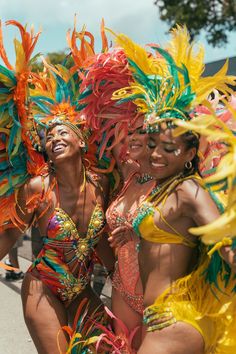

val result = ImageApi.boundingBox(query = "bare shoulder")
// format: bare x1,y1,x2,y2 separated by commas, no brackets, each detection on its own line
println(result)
25,174,50,194
175,177,219,222
176,177,203,198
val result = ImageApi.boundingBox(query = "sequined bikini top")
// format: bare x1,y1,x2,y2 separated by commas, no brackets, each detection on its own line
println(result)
106,173,155,231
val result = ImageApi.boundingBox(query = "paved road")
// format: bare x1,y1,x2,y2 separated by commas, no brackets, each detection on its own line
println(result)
0,256,37,354
0,240,111,354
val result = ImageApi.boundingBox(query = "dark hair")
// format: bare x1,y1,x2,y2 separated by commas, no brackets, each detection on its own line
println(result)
182,131,200,176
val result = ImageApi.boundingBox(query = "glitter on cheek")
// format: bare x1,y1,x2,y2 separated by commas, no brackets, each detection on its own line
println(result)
174,148,182,156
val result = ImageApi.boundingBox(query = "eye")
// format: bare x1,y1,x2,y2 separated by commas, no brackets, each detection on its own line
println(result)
164,147,176,153
60,130,68,136
147,140,156,149
138,128,146,135
46,135,53,142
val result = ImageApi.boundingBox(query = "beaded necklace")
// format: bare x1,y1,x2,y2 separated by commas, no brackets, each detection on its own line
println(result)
148,173,202,205
136,173,153,184
148,172,184,201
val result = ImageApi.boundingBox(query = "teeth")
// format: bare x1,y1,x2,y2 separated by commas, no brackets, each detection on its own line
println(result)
53,144,66,152
130,144,142,149
151,162,166,167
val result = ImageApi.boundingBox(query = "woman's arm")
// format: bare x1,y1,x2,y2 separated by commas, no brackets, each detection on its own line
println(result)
181,180,236,273
0,176,45,260
181,179,220,226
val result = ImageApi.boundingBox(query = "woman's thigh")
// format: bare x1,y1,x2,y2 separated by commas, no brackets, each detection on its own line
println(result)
67,284,104,326
138,321,205,354
112,287,143,350
21,273,68,354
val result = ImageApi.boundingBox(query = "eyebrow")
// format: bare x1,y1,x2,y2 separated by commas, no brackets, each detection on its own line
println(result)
47,127,69,135
162,140,175,145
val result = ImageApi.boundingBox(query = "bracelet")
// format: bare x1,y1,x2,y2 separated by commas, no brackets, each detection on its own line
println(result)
147,318,176,332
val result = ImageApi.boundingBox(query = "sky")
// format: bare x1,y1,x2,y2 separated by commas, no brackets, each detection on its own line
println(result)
0,0,236,66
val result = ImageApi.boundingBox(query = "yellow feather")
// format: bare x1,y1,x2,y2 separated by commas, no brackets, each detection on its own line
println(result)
189,207,236,238
0,73,15,88
107,28,163,76
14,38,26,74
166,25,205,90
195,61,236,104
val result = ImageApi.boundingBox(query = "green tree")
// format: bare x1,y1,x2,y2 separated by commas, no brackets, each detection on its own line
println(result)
32,50,73,72
154,0,236,47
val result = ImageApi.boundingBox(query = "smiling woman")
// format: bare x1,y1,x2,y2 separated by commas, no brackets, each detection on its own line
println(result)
0,21,115,354
109,26,236,354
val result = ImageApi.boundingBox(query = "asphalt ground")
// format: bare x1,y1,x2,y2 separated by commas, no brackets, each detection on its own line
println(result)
0,239,111,354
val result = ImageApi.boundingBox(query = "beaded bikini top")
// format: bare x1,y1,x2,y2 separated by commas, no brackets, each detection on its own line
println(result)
106,173,155,231
43,175,106,263
45,204,105,260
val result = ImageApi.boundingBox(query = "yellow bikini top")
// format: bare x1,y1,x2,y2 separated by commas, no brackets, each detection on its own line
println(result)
132,174,201,248
132,202,197,248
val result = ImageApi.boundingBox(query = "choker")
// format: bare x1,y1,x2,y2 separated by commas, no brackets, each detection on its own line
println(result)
136,173,153,184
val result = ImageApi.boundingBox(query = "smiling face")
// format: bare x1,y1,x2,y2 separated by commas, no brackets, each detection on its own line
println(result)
45,124,84,164
127,117,148,161
146,128,196,181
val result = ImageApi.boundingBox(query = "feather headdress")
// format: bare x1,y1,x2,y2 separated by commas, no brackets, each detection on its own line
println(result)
79,46,141,159
111,26,236,131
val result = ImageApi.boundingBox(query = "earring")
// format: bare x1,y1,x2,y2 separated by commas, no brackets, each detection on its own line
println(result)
48,160,55,173
184,161,192,170
81,144,88,154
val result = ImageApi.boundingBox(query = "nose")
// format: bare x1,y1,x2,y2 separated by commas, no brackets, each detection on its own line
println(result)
51,133,61,143
129,131,139,140
151,146,162,159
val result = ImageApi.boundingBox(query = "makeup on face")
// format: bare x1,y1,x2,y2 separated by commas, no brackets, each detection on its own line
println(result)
146,129,193,180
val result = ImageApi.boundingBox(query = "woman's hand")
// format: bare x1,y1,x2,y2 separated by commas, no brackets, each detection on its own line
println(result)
108,222,137,249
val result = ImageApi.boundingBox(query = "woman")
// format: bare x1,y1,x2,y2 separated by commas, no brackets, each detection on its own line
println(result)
109,27,236,353
79,46,149,346
134,123,236,354
106,117,154,349
0,22,114,353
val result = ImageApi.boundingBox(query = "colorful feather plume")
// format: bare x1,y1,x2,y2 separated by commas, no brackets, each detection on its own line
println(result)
0,20,46,212
79,46,140,159
175,96,236,245
59,298,102,354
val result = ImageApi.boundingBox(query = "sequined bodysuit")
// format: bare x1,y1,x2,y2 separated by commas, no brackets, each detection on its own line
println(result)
28,181,105,305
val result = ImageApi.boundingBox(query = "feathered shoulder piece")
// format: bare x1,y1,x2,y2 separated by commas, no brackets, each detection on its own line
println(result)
0,20,46,197
176,95,236,247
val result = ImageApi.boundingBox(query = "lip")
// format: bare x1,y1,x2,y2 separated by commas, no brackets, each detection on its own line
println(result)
150,161,167,169
52,143,67,153
129,143,143,150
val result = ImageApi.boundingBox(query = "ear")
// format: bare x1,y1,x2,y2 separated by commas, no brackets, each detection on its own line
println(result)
186,147,197,162
78,139,86,148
